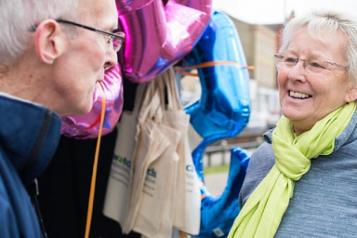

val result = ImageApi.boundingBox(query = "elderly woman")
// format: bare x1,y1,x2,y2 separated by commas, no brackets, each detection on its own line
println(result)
229,11,357,238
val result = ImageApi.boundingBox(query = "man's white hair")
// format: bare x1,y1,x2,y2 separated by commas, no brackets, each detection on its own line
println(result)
0,0,79,64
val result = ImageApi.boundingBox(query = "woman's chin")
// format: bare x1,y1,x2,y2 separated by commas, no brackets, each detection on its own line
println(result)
281,107,307,121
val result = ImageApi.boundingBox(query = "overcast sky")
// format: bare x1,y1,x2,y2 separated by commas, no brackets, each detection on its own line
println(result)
213,0,357,24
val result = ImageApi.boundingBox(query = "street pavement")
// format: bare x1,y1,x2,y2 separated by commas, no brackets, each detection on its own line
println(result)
204,148,254,196
205,172,228,196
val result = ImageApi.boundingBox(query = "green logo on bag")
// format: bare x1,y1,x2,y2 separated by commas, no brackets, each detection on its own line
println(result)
147,168,157,178
186,164,194,172
113,154,131,168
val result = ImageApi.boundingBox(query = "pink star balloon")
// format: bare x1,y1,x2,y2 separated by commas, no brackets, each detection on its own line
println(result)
117,0,212,82
61,64,123,139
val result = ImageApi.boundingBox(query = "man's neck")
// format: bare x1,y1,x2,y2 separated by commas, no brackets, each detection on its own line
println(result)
0,59,44,103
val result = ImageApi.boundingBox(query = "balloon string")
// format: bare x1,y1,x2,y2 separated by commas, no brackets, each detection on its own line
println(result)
175,60,254,76
84,83,106,238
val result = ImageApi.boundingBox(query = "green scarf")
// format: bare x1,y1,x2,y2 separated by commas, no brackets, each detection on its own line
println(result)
228,102,356,238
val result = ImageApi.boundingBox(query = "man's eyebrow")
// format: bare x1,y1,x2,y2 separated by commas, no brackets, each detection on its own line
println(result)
113,28,122,33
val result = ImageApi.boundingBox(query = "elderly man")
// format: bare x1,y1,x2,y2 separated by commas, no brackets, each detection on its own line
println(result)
0,0,123,237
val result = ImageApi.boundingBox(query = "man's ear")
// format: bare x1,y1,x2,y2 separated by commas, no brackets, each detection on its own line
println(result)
33,19,66,64
345,86,357,102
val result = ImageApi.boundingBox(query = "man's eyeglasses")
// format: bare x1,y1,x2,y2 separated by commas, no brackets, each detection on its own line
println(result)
31,19,125,53
274,54,348,74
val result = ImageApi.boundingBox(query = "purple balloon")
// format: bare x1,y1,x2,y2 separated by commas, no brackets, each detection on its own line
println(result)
116,0,212,82
61,64,123,139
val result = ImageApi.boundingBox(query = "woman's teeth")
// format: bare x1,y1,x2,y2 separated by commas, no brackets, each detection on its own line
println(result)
289,90,311,99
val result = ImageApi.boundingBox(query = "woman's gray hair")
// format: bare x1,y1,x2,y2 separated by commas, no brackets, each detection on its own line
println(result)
0,0,79,65
280,11,357,84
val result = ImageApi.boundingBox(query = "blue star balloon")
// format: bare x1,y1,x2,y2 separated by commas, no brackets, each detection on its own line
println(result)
183,10,250,181
182,11,251,237
194,148,249,238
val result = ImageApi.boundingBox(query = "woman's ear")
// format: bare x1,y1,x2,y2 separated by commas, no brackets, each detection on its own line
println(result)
33,19,66,64
345,86,357,102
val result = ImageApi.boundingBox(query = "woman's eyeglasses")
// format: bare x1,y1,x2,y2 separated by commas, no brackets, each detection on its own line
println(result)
274,54,348,74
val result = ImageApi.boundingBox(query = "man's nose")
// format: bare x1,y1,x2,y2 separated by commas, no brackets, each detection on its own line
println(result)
104,48,118,70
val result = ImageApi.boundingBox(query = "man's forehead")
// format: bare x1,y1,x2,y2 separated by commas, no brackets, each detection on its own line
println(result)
78,0,118,26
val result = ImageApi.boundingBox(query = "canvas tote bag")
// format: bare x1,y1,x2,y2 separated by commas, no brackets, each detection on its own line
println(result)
160,70,201,235
103,84,147,225
104,73,175,237
125,69,181,237
133,69,201,236
104,68,201,237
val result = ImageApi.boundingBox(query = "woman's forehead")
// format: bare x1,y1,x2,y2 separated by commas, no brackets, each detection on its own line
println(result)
286,28,348,59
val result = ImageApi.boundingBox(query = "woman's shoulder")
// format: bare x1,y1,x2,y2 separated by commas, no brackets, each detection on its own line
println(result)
239,141,275,206
248,128,275,173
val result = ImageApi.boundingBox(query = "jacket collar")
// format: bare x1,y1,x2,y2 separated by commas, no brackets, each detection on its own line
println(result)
263,110,357,152
0,94,61,185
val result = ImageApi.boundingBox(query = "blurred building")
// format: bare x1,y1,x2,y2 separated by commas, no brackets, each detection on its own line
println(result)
231,17,282,132
232,19,278,88
178,14,284,151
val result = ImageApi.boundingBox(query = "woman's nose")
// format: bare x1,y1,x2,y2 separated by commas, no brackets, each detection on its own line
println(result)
287,61,307,81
